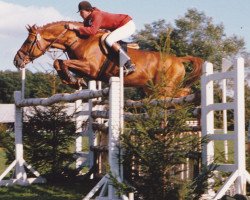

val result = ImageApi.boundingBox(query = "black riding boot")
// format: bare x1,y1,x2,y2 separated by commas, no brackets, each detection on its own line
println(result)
110,43,136,76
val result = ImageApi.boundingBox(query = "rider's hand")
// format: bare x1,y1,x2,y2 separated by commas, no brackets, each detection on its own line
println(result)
65,23,78,31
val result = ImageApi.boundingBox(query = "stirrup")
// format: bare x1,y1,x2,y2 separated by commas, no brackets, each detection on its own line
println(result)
124,63,135,76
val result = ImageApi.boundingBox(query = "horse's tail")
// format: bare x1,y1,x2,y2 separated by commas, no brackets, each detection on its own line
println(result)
179,56,203,87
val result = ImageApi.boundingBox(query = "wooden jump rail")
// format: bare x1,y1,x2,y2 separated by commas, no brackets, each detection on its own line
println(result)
124,92,200,107
93,91,200,107
15,88,109,107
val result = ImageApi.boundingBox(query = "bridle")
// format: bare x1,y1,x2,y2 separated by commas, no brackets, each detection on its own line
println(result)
18,28,69,64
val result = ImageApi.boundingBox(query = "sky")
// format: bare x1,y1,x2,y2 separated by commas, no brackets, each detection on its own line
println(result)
1,0,250,72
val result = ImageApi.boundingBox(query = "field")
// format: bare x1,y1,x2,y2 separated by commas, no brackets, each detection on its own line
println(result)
0,179,98,200
0,141,97,200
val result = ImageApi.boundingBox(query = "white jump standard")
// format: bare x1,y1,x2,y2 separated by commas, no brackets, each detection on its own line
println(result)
201,57,250,199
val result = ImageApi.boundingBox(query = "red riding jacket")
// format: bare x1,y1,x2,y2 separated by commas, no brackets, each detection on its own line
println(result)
78,8,132,35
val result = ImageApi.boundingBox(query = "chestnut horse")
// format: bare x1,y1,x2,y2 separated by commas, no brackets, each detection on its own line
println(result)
14,21,203,97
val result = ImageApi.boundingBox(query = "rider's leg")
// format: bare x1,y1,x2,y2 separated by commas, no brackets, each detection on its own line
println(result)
111,42,135,75
105,20,136,75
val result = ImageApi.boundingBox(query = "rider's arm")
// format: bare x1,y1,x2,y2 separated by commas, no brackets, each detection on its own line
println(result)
71,12,102,36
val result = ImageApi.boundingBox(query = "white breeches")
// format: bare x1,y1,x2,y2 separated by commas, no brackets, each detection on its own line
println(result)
105,20,136,47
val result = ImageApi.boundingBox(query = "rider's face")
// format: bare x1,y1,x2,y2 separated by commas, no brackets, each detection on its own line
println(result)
80,10,91,19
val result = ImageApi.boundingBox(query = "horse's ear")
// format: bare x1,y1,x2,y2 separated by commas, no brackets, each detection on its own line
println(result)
26,24,32,32
29,24,38,33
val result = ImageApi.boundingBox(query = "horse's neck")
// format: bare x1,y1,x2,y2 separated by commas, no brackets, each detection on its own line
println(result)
41,26,75,50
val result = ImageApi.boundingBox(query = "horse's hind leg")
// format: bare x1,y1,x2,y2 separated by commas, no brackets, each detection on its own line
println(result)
158,60,190,98
53,59,86,89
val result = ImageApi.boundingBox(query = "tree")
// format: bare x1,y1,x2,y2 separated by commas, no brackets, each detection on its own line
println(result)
132,9,245,69
0,70,21,103
0,70,73,103
0,104,78,181
119,81,214,200
0,123,15,164
22,104,76,180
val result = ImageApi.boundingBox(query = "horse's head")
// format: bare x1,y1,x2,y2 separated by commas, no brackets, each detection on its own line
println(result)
13,25,50,69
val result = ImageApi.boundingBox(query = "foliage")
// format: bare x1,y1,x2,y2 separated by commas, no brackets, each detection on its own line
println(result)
0,124,15,164
132,9,245,69
0,70,21,103
0,105,77,180
22,104,76,180
0,70,73,103
119,81,215,199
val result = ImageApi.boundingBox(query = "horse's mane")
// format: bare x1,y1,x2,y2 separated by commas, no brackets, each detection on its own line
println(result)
39,21,82,29
38,21,107,36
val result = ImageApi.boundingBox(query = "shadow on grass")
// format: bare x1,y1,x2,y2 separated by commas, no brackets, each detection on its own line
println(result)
0,177,100,200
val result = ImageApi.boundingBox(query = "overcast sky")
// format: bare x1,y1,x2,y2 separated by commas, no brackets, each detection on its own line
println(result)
1,0,250,72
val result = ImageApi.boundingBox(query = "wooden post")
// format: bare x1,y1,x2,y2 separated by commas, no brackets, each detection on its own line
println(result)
201,62,215,197
88,80,96,178
222,58,231,161
14,91,28,185
108,77,121,198
201,62,215,166
75,95,83,169
234,57,246,194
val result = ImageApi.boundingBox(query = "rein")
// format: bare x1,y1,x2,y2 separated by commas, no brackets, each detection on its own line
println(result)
43,29,68,53
22,27,74,61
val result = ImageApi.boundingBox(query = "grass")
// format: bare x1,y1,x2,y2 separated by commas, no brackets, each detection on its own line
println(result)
0,178,99,200
0,148,7,172
0,140,98,200
214,140,234,163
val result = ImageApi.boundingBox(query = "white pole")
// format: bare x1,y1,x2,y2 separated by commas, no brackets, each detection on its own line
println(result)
201,62,215,197
222,58,229,161
97,81,102,101
96,81,104,174
88,80,96,178
108,52,125,199
21,68,25,99
14,68,27,185
14,91,27,185
234,57,246,194
119,51,125,181
75,91,83,169
108,77,121,199
201,62,215,165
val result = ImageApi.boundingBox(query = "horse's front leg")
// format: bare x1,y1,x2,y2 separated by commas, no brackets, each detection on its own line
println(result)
53,59,87,89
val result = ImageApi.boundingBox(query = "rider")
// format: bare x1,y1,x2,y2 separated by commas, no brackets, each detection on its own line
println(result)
66,1,136,76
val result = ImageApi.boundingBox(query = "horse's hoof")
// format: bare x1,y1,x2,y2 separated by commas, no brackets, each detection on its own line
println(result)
77,78,87,87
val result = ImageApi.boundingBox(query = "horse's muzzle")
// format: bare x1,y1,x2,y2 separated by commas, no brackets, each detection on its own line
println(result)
13,51,27,69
